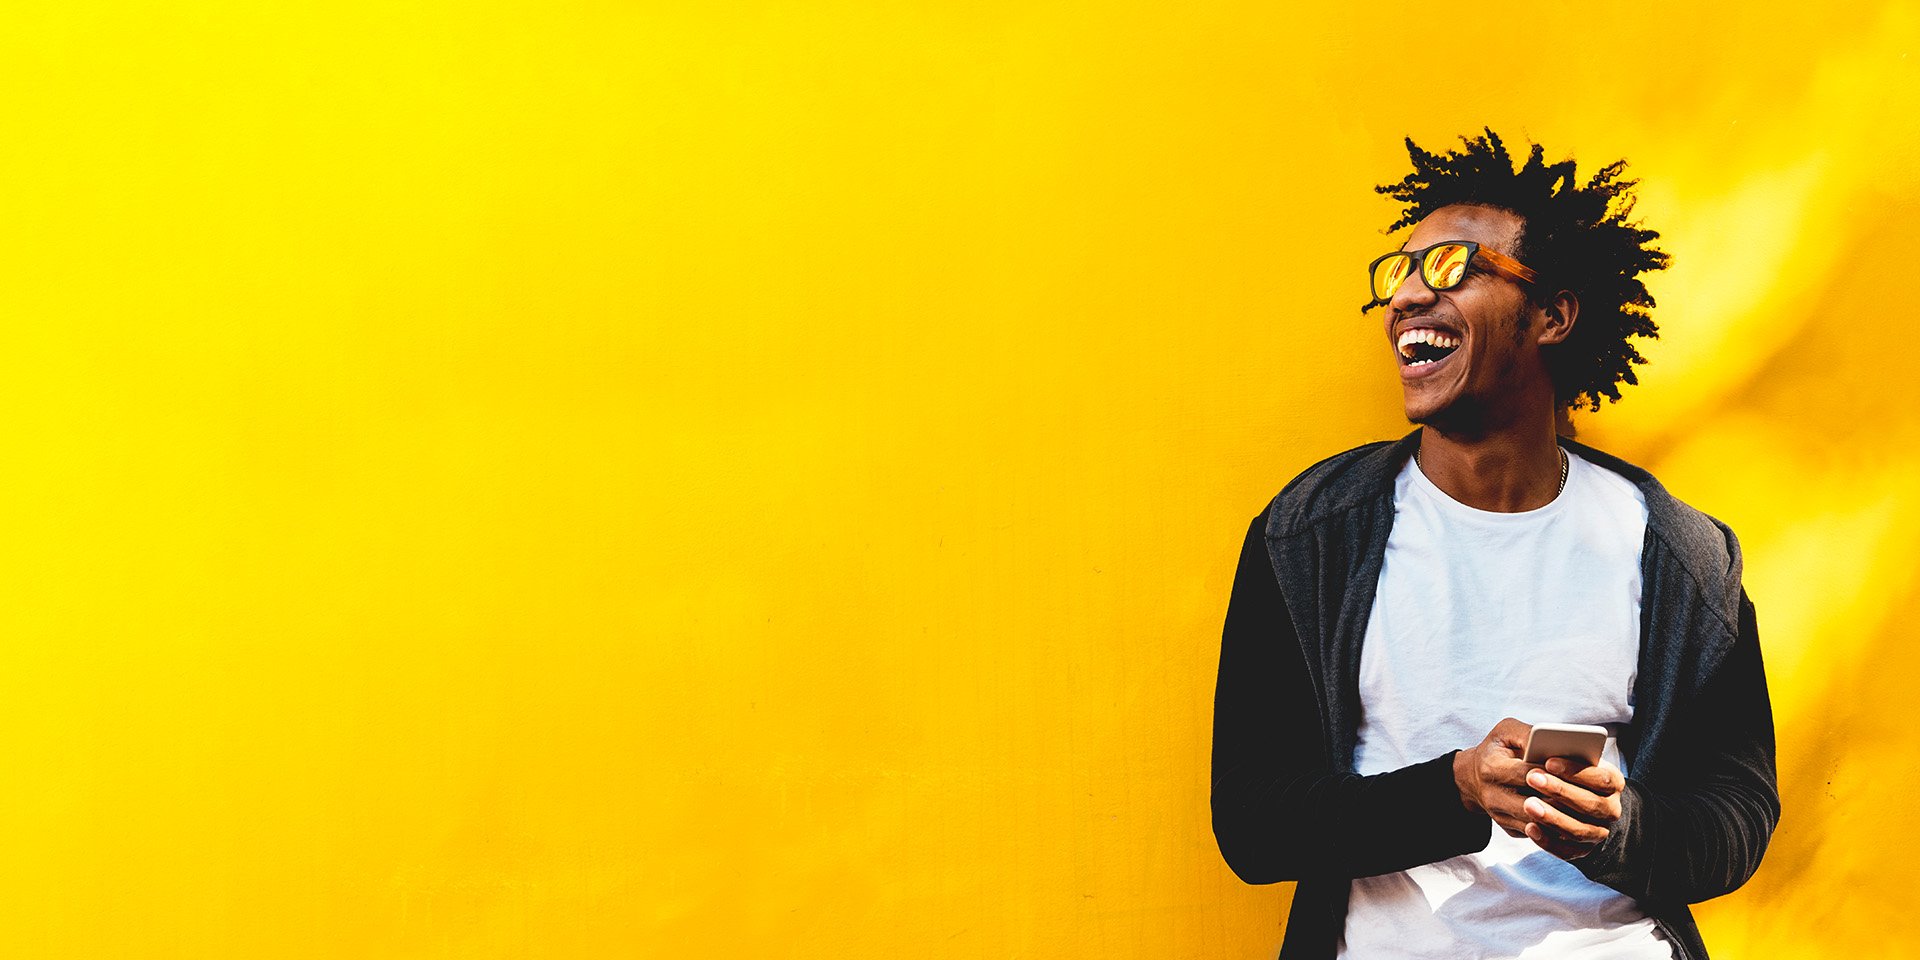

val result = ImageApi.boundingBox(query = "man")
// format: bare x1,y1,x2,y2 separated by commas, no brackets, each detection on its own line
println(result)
1210,131,1779,960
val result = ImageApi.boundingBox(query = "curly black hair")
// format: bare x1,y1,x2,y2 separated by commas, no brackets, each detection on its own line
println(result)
1368,128,1669,412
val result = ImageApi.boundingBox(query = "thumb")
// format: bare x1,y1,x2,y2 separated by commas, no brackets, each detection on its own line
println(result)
1492,718,1532,751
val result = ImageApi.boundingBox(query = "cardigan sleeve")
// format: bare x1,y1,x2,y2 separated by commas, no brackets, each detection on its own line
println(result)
1573,590,1781,903
1210,514,1491,883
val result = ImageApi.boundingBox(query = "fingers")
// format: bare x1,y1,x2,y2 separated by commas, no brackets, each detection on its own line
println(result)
1522,795,1610,846
1524,821,1595,861
1482,782,1544,838
1543,757,1622,796
1525,769,1620,824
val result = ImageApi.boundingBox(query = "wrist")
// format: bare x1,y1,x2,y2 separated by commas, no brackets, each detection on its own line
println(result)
1451,749,1481,813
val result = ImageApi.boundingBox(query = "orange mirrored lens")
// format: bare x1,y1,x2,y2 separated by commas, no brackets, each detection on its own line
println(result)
1372,255,1413,301
1423,244,1472,290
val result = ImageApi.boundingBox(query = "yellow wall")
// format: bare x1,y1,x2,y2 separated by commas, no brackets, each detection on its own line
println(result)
3,2,1916,956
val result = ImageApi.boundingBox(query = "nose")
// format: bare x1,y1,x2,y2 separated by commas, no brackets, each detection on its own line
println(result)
1388,263,1439,315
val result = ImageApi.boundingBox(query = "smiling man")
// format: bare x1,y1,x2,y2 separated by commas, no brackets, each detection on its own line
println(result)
1210,132,1779,959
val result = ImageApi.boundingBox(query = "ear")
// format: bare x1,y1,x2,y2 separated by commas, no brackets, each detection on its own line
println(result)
1535,290,1579,346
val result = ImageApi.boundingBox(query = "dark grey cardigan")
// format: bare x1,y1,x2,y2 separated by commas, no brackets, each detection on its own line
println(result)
1211,432,1779,960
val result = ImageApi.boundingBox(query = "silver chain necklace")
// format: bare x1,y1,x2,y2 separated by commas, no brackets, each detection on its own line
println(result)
1416,445,1569,496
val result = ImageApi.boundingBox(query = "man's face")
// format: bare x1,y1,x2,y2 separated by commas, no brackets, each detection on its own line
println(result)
1381,204,1546,431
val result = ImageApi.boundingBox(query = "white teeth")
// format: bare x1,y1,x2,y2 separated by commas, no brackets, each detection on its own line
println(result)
1397,328,1461,359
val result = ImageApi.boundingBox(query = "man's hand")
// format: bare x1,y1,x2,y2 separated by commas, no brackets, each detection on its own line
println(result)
1455,720,1625,860
1453,718,1538,838
1520,757,1623,861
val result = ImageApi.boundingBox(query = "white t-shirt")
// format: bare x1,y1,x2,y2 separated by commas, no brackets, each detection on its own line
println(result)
1338,449,1671,959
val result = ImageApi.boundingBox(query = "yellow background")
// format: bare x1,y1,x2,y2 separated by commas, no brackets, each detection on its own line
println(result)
3,2,1916,956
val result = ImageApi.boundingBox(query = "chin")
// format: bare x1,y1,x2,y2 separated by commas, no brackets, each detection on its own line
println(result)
1406,395,1488,435
1400,389,1450,427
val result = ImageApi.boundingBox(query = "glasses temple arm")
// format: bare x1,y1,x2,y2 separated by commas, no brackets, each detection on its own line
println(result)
1475,246,1539,285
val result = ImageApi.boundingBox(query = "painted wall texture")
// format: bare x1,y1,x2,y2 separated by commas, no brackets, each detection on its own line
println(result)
2,2,1915,957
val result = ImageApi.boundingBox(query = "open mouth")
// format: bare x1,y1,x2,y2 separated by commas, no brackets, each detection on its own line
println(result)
1397,328,1461,367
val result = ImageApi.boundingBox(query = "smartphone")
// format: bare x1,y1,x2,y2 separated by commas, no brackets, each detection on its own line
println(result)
1522,723,1608,766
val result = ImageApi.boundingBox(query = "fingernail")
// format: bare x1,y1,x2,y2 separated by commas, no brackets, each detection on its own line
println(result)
1527,771,1546,788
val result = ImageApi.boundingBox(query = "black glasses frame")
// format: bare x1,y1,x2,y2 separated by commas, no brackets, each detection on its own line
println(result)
1365,240,1538,307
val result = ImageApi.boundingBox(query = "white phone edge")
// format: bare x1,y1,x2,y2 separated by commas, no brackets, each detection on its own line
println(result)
1522,722,1609,765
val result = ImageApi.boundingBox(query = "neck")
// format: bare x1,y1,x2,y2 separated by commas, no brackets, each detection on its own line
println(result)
1416,414,1565,512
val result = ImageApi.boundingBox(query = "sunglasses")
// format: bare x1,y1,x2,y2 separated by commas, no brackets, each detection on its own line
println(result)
1366,240,1538,306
